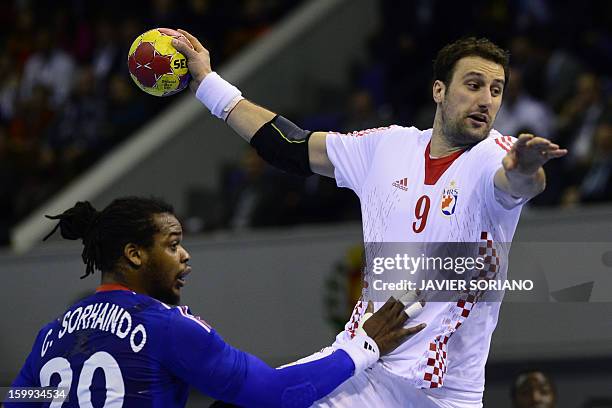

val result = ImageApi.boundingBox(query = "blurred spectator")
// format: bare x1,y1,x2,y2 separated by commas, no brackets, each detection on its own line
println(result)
9,85,54,157
104,74,149,144
495,67,554,138
0,53,21,122
511,370,556,408
543,46,585,113
562,117,612,206
0,0,305,246
558,72,606,168
91,19,122,87
223,0,279,57
221,149,304,230
44,66,106,173
514,0,552,31
578,118,612,203
342,89,387,132
19,28,75,107
5,6,36,69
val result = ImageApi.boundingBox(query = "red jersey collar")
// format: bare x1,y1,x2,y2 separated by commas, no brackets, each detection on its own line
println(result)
96,283,133,293
424,141,465,185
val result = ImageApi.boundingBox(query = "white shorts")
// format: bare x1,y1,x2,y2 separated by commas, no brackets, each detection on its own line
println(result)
284,348,483,408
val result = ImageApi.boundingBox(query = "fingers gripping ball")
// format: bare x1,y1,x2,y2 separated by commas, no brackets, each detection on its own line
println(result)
127,28,193,97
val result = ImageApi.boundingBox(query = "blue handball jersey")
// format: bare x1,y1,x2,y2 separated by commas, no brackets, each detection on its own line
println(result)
7,285,357,408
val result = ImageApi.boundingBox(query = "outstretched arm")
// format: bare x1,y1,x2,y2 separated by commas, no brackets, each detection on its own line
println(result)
169,297,425,408
172,29,334,177
494,134,567,200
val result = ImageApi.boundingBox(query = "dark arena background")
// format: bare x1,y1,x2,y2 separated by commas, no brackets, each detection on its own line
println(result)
1,1,611,407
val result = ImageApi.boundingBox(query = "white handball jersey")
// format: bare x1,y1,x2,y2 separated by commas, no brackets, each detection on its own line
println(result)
326,126,526,395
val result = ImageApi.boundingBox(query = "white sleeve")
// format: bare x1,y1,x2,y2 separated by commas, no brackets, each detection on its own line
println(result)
479,136,529,214
325,127,392,196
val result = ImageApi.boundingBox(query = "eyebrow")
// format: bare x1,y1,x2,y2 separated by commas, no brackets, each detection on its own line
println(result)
463,71,505,86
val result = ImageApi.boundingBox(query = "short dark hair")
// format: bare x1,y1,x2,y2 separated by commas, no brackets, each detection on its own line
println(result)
433,37,510,88
44,197,175,278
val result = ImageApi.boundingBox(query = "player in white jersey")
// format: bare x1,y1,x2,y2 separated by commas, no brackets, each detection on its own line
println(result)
174,34,567,407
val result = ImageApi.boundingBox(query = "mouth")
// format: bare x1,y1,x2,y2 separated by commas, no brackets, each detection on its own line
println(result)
467,113,489,125
176,266,192,288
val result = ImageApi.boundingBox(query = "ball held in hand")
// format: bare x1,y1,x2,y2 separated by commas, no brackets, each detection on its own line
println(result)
127,28,194,97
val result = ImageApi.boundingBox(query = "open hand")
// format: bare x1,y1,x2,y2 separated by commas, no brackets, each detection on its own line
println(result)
362,297,426,356
502,134,568,175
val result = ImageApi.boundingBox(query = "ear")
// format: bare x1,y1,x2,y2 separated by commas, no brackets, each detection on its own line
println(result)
124,243,146,267
432,80,446,104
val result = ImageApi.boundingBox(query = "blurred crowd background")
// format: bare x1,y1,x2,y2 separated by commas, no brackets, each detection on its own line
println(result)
0,0,303,245
1,0,610,246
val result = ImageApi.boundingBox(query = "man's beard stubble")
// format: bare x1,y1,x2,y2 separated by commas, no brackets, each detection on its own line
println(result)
440,105,492,149
143,262,181,306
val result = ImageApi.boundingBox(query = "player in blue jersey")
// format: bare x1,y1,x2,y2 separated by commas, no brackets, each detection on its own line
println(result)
6,197,425,408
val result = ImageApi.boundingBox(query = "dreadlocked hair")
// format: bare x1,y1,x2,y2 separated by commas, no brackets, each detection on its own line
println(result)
44,197,175,279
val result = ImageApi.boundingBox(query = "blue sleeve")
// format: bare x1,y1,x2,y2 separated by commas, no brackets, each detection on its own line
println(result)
4,331,43,408
231,350,354,407
165,311,354,407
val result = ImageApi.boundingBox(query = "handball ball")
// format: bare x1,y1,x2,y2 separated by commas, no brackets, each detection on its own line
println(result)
127,28,193,97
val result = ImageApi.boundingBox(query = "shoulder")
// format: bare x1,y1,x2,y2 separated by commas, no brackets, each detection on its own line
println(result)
34,320,59,344
328,125,419,138
152,305,218,350
327,125,426,150
472,130,516,156
161,306,222,364
124,297,214,336
167,305,213,334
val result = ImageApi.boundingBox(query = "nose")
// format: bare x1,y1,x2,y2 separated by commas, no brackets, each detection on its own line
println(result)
181,246,190,263
478,89,493,109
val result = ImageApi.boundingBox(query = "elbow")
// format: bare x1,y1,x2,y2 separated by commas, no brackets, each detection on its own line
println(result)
250,116,314,177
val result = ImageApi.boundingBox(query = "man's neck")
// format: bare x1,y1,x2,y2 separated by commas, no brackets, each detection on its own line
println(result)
101,271,141,294
96,283,132,292
431,114,465,158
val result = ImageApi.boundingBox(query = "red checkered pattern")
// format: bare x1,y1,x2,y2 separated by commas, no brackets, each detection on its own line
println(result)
346,300,364,338
420,231,499,388
423,335,449,387
472,231,501,301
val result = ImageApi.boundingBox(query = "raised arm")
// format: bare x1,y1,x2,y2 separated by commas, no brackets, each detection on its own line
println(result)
172,29,334,178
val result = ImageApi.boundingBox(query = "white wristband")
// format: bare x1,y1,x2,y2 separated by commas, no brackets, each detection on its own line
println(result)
404,301,425,319
196,72,244,120
337,333,380,374
355,312,373,338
